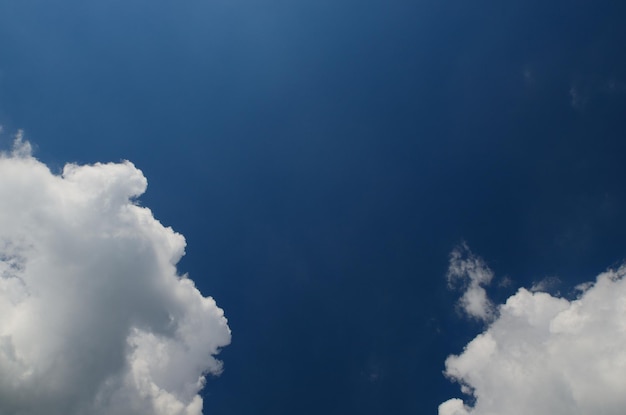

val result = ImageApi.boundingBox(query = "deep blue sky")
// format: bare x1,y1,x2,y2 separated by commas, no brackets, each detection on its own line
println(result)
2,1,626,413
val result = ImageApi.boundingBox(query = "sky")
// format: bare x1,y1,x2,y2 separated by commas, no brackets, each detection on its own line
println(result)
1,1,626,414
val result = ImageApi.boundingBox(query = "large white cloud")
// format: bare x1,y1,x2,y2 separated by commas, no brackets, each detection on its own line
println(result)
440,246,626,415
0,134,231,415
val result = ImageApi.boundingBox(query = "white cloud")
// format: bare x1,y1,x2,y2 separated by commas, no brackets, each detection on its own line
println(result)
441,248,626,415
446,243,495,322
0,137,230,415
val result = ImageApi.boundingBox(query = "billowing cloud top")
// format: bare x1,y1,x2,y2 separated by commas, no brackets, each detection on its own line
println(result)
440,246,626,415
0,136,231,415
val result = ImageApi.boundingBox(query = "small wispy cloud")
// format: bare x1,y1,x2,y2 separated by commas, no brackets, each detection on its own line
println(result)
0,134,230,415
446,243,495,322
569,77,626,110
569,85,588,110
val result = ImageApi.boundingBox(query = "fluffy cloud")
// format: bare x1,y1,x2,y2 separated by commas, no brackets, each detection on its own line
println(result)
440,247,626,415
0,134,230,415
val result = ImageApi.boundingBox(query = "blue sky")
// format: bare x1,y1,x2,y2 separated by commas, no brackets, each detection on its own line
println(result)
1,1,626,414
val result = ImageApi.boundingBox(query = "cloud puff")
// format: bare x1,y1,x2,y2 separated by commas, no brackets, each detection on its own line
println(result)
0,135,230,415
446,243,494,322
440,248,626,415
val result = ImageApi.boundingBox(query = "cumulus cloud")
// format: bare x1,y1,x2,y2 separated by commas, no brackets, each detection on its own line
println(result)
446,243,494,322
440,248,626,415
0,136,230,415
